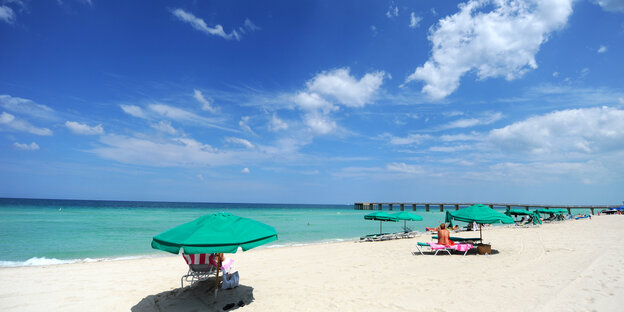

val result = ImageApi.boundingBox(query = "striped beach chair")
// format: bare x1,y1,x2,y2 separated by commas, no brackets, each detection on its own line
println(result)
180,253,217,287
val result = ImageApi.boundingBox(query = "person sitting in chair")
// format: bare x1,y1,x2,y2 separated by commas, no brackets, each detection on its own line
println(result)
437,223,453,246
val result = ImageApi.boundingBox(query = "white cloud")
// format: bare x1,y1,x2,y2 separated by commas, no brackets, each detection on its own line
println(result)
307,68,385,107
382,133,431,145
171,9,240,40
442,110,464,117
226,137,254,149
65,121,103,135
0,5,15,24
193,89,217,112
241,167,250,173
268,114,288,132
552,71,559,77
439,112,503,130
409,12,422,28
0,112,53,136
405,0,574,99
243,18,259,31
386,162,424,174
13,142,39,151
488,106,624,156
93,135,231,167
196,174,205,181
597,45,608,53
386,5,399,18
595,0,624,12
151,120,178,135
239,116,254,134
120,105,147,119
149,103,235,132
439,132,482,142
292,68,386,135
619,97,624,105
293,92,335,113
0,95,56,120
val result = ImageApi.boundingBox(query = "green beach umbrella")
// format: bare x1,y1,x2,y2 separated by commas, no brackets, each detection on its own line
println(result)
505,209,543,225
445,204,514,241
151,212,278,254
152,212,277,293
392,211,423,232
364,211,398,234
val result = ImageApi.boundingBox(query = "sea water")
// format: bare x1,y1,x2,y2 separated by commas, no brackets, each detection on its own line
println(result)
0,198,453,266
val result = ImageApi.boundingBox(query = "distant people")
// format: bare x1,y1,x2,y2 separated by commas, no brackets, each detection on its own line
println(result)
437,223,452,246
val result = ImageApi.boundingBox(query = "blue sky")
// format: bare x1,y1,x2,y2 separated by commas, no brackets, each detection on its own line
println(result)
1,0,623,204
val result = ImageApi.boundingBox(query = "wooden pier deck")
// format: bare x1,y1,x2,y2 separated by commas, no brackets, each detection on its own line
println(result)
354,202,622,215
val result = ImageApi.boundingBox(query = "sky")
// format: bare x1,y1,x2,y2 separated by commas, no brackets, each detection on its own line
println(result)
1,0,623,205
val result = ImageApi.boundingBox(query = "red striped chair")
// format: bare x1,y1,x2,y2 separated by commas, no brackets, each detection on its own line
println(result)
180,253,217,287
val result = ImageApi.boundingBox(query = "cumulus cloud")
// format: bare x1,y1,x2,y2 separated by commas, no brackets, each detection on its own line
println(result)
306,68,385,108
241,167,250,173
595,0,624,12
13,142,39,151
193,89,217,113
65,121,104,135
488,106,624,156
171,9,240,40
405,0,573,99
268,114,288,132
0,95,56,120
290,68,385,135
120,105,147,119
0,112,53,136
226,137,254,149
0,5,15,24
409,12,422,28
597,45,608,53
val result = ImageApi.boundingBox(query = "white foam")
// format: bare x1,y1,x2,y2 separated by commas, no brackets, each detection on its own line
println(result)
0,254,163,268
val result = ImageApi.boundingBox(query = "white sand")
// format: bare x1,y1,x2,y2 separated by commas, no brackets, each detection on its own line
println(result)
1,215,623,311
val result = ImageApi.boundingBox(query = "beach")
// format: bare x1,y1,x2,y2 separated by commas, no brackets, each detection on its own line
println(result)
1,215,623,311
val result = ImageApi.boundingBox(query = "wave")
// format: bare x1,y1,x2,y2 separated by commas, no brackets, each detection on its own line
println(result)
0,255,161,268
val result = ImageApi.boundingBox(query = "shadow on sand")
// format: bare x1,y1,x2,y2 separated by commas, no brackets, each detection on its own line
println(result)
132,279,254,312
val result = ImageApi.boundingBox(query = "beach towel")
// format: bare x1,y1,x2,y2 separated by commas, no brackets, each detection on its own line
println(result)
450,243,473,252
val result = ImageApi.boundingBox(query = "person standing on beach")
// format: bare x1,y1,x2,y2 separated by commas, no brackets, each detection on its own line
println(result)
438,223,451,246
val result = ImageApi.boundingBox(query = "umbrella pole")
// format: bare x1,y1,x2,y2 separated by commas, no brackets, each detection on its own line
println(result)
214,254,222,297
479,224,483,242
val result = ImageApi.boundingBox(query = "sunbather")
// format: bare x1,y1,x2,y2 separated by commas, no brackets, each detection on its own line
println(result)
437,223,454,246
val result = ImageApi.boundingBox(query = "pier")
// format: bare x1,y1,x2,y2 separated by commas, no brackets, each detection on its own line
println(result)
354,202,622,215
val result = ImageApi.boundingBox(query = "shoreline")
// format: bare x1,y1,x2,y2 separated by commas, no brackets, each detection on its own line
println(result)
2,216,623,311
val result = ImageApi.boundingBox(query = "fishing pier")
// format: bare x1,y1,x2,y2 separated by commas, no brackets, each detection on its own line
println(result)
354,202,621,215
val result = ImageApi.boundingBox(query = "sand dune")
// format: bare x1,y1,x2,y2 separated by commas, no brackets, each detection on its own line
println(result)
1,215,623,311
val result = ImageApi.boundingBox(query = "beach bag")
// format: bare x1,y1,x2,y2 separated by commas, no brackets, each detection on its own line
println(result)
221,271,240,290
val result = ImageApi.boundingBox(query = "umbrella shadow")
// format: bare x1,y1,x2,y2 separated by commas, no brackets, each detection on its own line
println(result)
131,279,254,312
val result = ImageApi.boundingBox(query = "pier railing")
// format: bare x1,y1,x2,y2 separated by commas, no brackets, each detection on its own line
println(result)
354,202,621,215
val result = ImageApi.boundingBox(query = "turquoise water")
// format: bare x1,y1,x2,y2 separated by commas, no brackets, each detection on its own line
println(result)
0,198,453,266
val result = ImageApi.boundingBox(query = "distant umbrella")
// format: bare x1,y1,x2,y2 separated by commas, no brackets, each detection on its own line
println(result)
445,204,514,241
392,211,423,232
364,211,398,234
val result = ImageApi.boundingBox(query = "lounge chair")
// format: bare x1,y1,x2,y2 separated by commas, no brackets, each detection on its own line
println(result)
180,253,217,287
414,242,451,255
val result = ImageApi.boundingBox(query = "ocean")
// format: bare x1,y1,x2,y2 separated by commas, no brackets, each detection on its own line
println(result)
0,198,455,267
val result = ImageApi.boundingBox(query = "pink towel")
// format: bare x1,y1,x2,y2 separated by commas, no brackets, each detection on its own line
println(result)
427,243,448,250
450,243,473,252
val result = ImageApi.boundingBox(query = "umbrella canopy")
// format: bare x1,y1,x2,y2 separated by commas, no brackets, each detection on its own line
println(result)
446,204,514,225
392,211,424,221
364,211,398,234
505,209,543,225
446,204,514,241
392,211,423,232
152,212,278,254
533,208,567,215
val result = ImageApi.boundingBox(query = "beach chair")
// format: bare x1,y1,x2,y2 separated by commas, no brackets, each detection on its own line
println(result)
180,253,217,287
448,243,474,256
415,242,452,255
